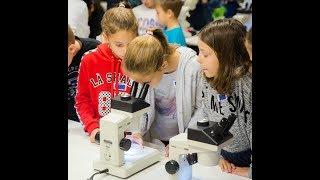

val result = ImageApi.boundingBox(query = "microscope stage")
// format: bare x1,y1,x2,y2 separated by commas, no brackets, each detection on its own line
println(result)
93,145,161,178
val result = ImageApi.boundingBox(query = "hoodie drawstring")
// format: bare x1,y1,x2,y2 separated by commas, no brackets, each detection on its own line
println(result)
111,57,115,98
115,60,121,96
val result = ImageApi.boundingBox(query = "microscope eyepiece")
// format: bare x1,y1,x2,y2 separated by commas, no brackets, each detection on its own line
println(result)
130,81,138,97
138,83,150,100
219,114,237,135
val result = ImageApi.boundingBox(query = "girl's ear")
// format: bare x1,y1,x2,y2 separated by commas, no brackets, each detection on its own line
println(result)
68,43,76,55
167,9,175,19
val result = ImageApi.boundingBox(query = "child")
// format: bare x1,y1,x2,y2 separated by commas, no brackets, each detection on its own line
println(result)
75,2,138,143
133,0,163,35
123,28,202,156
155,0,186,46
68,25,101,122
83,0,105,39
197,18,252,177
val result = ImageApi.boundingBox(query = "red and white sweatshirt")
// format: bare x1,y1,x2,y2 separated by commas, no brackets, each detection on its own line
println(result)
75,44,132,135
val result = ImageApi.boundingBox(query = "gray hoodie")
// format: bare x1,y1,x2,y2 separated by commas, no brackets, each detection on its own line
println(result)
139,46,203,141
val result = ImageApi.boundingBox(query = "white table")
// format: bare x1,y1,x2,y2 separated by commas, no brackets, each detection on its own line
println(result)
68,120,250,180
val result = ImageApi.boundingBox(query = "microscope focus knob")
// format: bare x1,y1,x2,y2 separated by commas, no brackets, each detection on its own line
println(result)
186,153,198,165
165,160,179,175
119,138,131,151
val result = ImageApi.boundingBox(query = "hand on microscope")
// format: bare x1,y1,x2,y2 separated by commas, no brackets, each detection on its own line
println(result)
89,128,100,144
126,132,144,147
164,145,169,157
219,158,250,177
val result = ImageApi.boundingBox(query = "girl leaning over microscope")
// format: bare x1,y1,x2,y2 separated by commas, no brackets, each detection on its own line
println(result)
122,28,203,157
75,2,138,143
197,18,252,178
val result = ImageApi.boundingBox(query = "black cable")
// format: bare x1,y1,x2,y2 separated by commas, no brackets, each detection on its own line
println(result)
87,168,109,180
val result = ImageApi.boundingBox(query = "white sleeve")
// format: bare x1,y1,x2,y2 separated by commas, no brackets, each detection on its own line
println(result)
68,0,90,38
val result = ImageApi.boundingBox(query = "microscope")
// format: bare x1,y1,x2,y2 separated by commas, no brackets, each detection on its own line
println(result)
165,114,237,179
93,82,161,178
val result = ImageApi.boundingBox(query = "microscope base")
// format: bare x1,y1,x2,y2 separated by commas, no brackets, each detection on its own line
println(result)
93,146,161,178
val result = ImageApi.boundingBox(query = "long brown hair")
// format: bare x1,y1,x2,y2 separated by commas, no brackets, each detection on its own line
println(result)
124,29,174,74
199,18,251,95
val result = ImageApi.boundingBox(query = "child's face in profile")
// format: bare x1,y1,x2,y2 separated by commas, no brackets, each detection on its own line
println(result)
143,0,155,8
197,39,219,78
104,30,137,60
155,5,167,26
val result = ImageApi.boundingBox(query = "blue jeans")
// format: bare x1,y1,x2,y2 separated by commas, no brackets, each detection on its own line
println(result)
221,148,251,167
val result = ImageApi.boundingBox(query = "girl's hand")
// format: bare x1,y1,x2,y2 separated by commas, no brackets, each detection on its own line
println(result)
232,167,249,177
89,128,100,144
164,145,169,157
126,132,144,146
219,158,236,173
